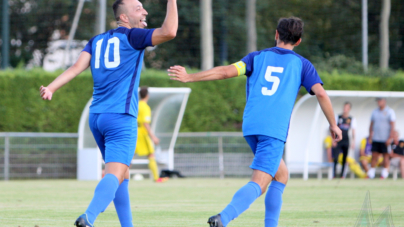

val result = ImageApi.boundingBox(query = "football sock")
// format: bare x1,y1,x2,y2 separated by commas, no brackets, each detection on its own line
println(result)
148,157,159,181
85,174,120,225
381,168,389,178
265,181,286,227
367,168,376,179
113,179,133,227
220,181,261,226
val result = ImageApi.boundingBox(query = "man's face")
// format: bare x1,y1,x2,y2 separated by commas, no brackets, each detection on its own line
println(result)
123,0,148,29
377,99,386,108
343,104,351,114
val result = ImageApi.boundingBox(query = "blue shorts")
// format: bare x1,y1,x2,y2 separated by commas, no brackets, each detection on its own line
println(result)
244,135,285,177
89,113,137,166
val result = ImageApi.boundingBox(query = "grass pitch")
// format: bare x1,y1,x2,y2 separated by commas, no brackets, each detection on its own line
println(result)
0,178,403,227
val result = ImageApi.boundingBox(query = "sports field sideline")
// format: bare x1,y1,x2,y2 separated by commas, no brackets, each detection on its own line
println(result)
0,179,402,227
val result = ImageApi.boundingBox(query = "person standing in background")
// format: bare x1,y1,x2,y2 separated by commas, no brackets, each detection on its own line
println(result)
368,98,396,179
135,87,166,183
334,102,356,178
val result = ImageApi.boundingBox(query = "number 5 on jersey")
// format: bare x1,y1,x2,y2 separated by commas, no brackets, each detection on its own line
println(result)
262,66,283,96
95,37,121,69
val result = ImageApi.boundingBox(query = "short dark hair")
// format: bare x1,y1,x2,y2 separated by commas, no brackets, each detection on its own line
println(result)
139,86,149,99
344,102,352,108
113,0,125,21
277,17,304,45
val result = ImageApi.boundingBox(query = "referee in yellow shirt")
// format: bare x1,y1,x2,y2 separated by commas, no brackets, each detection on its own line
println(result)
135,87,166,182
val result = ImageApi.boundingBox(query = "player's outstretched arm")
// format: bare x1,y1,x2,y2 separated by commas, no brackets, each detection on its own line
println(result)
40,52,91,100
167,65,239,83
151,0,177,46
311,83,342,142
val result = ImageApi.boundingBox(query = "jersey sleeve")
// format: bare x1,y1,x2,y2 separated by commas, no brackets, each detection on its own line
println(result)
301,59,323,95
351,117,357,130
82,37,95,54
389,109,396,122
241,51,260,77
127,28,155,50
370,110,375,122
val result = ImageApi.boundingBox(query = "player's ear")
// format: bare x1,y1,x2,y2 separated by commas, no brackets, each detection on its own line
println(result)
119,14,129,23
294,38,302,47
275,30,279,40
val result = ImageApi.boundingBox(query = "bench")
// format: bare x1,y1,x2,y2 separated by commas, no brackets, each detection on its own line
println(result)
129,159,152,179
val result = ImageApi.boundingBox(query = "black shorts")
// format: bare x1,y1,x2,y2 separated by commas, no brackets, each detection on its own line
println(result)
371,141,388,154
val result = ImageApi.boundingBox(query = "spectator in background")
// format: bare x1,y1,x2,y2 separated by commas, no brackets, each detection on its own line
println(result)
135,87,166,183
368,97,396,179
359,136,383,173
388,131,404,179
324,135,367,178
334,102,356,178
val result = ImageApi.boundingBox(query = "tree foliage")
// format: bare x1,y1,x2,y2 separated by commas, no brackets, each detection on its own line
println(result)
1,0,403,69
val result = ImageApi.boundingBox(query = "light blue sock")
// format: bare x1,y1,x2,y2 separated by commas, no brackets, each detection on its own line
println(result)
265,181,286,227
220,182,262,226
85,174,120,225
113,179,133,227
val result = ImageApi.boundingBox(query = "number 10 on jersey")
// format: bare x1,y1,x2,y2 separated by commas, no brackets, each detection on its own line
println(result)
262,66,283,96
95,37,121,69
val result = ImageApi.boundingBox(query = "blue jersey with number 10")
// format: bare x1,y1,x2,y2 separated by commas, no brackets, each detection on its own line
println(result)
238,47,322,142
82,27,155,117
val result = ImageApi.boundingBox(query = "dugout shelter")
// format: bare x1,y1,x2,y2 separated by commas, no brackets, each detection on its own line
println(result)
286,91,404,180
77,87,191,180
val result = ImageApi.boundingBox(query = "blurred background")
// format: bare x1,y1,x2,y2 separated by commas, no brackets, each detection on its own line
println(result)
0,0,403,180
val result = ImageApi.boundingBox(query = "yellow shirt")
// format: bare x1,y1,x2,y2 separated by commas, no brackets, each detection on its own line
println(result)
137,100,151,135
135,100,154,156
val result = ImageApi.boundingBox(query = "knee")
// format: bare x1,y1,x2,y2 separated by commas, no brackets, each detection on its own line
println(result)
273,168,288,185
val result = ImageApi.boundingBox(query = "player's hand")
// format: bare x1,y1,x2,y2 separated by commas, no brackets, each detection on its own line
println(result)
152,135,160,145
329,125,342,143
40,85,53,100
167,65,191,83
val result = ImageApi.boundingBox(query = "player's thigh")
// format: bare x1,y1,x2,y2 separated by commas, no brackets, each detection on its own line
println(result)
250,135,284,178
89,113,106,160
98,113,137,167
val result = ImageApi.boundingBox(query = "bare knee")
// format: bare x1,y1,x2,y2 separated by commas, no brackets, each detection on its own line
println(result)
273,159,288,185
251,170,272,194
104,162,129,184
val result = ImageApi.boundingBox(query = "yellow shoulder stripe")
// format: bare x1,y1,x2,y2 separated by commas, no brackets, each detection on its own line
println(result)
231,61,246,76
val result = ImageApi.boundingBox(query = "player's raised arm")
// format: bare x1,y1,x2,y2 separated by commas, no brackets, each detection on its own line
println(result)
167,65,239,83
311,83,342,142
40,51,91,100
151,0,177,46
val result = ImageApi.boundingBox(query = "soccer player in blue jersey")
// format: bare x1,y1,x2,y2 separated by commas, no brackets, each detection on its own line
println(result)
39,0,178,226
168,17,342,227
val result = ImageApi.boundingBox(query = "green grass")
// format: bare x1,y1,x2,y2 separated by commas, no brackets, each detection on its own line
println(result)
0,179,403,227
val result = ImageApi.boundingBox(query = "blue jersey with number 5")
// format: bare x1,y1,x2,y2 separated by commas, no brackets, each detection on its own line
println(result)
82,27,155,117
240,47,322,142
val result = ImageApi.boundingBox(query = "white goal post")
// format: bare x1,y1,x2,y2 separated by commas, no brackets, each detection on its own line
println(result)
77,87,191,180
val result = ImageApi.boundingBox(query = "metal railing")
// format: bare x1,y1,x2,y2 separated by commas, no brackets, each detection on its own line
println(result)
174,132,252,178
0,132,251,180
0,133,78,180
